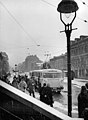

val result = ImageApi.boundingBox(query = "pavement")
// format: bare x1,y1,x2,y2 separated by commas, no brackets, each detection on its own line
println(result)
72,78,88,88
64,78,88,88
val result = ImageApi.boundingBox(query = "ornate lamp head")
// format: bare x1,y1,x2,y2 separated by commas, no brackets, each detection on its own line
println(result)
57,0,79,13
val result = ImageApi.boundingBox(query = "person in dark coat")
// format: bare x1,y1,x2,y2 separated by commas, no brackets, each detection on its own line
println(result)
37,76,41,91
40,83,54,107
85,82,88,108
78,86,88,118
39,83,47,102
45,83,54,107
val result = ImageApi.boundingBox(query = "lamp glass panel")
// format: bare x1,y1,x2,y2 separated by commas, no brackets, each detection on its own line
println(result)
61,12,75,24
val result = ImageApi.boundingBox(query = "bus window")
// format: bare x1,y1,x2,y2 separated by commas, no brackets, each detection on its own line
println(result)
43,73,62,78
43,73,53,78
53,73,62,78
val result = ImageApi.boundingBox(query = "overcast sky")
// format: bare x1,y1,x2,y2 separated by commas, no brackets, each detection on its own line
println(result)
0,0,88,67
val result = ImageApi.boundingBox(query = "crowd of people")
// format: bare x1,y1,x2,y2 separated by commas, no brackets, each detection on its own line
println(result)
78,82,88,119
1,73,54,107
11,75,54,107
11,75,35,97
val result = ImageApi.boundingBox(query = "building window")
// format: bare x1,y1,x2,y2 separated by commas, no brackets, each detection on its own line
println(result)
79,69,82,77
82,69,85,77
75,70,78,78
85,45,88,53
79,47,81,54
86,69,88,77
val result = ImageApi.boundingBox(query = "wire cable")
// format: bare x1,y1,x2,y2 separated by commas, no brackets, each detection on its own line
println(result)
41,0,56,7
0,1,39,46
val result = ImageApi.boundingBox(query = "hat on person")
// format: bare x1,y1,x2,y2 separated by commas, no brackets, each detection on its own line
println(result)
43,83,46,86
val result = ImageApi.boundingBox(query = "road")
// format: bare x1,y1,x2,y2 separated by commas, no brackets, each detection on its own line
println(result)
54,82,80,107
52,82,79,117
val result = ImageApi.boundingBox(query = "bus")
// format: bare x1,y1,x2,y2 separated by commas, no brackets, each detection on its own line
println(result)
29,69,64,93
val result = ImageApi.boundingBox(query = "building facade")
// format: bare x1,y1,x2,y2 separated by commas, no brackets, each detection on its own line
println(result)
49,35,88,79
49,54,67,71
71,36,88,79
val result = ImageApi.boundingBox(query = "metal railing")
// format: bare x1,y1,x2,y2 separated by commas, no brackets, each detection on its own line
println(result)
0,106,23,120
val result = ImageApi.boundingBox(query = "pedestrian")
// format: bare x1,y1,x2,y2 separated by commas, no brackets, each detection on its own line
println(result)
40,83,54,107
85,82,88,108
78,86,88,118
39,83,46,102
18,76,27,92
45,83,54,107
27,77,35,97
37,76,41,92
12,76,18,88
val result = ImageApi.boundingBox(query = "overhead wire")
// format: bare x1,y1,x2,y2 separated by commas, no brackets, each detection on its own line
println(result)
0,0,67,63
1,0,67,56
1,0,87,61
0,1,39,46
0,42,67,58
40,0,56,7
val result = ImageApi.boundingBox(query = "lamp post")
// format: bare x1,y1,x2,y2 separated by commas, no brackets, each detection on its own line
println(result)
57,0,78,117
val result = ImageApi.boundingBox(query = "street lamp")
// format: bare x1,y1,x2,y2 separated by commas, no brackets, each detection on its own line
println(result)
57,0,79,117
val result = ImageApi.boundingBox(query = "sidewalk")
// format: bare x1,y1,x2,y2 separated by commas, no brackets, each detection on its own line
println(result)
75,78,88,82
72,78,88,88
64,78,88,88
